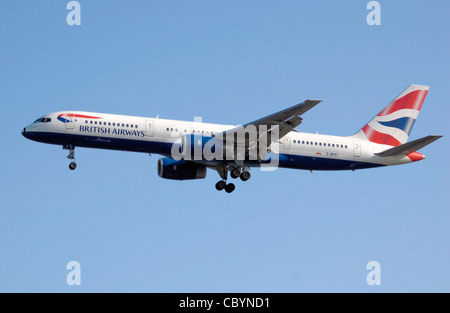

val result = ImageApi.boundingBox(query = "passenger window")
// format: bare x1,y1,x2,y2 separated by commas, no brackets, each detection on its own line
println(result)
108,122,111,126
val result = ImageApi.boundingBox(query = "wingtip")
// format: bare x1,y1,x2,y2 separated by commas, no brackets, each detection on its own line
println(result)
305,99,323,102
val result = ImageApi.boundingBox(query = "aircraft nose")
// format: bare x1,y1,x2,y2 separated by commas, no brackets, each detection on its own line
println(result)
22,127,29,139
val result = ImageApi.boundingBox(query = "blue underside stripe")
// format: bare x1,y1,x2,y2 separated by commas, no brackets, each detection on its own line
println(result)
24,132,385,171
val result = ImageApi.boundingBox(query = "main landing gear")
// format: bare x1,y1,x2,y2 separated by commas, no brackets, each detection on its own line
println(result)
64,144,77,170
215,180,235,193
215,165,251,193
230,167,251,181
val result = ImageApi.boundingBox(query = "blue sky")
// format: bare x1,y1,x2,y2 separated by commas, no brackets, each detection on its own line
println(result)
0,1,448,292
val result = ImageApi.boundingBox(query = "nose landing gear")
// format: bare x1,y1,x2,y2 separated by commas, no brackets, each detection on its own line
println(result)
63,144,77,170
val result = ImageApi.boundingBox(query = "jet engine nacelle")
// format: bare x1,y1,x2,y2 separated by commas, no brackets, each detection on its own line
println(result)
157,158,207,180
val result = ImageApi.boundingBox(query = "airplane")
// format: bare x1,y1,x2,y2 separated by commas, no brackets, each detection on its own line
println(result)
22,84,442,193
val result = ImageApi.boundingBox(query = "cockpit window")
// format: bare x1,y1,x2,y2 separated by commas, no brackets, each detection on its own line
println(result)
33,117,51,123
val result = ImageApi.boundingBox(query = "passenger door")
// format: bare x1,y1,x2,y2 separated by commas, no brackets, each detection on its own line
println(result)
65,114,75,130
283,137,291,150
353,140,361,157
145,120,154,137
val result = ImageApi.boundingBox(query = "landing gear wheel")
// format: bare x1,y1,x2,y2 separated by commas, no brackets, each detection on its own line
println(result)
215,180,226,191
230,168,241,179
240,171,251,181
69,162,77,170
225,183,235,193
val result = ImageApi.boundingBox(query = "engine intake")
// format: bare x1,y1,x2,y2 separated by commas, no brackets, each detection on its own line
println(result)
157,158,207,180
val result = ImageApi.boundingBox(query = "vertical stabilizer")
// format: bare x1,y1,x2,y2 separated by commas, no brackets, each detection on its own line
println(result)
351,85,429,146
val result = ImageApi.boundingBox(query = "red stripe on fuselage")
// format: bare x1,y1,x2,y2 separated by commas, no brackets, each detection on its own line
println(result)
58,114,102,119
378,89,428,116
73,114,102,119
362,125,402,146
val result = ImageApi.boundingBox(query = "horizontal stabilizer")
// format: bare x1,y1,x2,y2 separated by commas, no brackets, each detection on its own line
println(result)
375,135,443,157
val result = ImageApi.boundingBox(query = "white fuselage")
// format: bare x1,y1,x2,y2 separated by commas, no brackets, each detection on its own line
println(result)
22,111,415,171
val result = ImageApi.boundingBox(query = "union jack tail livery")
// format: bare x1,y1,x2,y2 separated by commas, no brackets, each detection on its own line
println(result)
353,85,429,146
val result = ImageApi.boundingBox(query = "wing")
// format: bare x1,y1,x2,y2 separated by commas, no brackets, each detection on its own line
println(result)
217,99,322,160
241,99,322,130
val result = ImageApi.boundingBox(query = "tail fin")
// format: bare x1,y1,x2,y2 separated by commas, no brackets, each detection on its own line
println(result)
351,85,429,146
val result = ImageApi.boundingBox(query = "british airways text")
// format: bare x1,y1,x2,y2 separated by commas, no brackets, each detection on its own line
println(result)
79,126,145,137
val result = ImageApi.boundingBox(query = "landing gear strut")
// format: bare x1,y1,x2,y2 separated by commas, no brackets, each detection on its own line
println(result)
64,144,77,170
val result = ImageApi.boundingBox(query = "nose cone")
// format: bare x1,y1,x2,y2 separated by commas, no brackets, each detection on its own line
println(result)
22,126,33,140
407,151,425,162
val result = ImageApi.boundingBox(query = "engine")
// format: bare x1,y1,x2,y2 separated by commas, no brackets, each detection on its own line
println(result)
157,158,207,180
